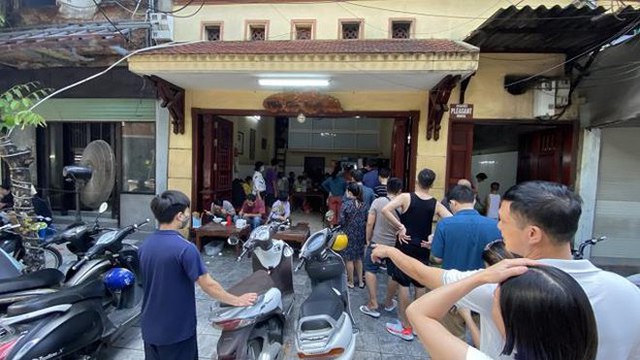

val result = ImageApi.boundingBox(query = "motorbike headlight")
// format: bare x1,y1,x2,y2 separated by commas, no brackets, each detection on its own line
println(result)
251,227,270,242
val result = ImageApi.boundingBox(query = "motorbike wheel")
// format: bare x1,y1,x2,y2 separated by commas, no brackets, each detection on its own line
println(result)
246,339,262,360
42,245,63,269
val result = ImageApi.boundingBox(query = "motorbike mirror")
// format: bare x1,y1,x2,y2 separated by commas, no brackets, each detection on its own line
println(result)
227,236,240,246
98,202,108,214
324,210,335,223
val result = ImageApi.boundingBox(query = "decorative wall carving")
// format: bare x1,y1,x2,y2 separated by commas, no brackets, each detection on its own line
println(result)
149,76,185,134
263,92,343,115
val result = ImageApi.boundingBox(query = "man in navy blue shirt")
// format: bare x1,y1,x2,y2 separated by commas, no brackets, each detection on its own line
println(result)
430,185,502,271
140,190,256,360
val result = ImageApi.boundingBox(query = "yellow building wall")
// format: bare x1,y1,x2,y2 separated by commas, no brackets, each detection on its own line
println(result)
467,54,577,120
173,0,572,42
166,51,576,202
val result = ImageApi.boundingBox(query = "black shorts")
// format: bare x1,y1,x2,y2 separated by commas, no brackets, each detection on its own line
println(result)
390,244,430,288
144,335,198,360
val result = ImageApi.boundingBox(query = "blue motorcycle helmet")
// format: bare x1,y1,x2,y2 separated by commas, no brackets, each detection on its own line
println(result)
103,267,135,291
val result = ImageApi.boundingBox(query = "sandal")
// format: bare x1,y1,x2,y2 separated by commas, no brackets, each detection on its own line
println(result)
347,283,355,289
358,282,366,289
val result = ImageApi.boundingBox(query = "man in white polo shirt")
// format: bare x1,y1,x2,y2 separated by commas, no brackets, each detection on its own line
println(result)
372,181,640,359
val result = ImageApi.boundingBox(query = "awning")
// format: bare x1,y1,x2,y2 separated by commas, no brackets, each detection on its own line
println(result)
128,39,479,92
0,21,150,68
465,5,639,56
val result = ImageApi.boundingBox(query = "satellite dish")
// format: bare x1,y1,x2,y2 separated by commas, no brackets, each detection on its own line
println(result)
63,140,115,221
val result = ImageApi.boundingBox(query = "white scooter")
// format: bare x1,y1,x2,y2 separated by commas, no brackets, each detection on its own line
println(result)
210,220,295,360
294,225,356,359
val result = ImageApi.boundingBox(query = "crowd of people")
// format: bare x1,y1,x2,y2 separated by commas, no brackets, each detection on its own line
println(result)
138,162,640,360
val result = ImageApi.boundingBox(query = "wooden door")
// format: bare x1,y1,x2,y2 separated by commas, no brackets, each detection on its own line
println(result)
196,115,234,212
446,122,474,191
517,126,573,185
391,118,408,183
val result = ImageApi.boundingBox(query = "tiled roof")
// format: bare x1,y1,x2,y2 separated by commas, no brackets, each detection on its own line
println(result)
143,39,477,56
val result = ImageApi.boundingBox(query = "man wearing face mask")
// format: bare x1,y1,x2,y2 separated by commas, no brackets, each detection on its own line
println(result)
139,190,257,360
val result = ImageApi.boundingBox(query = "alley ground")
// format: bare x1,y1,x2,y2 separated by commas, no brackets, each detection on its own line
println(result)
99,210,430,359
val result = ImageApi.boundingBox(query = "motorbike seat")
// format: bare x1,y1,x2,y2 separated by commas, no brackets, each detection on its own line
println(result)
299,282,344,331
0,268,64,295
7,279,105,317
220,270,275,307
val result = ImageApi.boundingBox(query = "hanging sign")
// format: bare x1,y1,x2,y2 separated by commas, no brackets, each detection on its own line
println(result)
449,104,474,120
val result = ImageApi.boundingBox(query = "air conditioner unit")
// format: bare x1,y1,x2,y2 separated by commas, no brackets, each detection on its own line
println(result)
149,13,174,42
533,78,571,119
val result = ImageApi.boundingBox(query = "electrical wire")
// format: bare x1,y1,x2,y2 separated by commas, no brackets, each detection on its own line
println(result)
167,0,206,19
91,0,130,42
504,14,640,87
26,40,205,116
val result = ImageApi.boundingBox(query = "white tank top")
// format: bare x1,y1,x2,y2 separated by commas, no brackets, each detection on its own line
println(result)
487,193,501,219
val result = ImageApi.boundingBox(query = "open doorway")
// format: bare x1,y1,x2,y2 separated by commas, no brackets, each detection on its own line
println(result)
191,111,418,218
447,121,575,204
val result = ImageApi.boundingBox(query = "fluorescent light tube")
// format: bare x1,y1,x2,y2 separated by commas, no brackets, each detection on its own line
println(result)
258,79,330,87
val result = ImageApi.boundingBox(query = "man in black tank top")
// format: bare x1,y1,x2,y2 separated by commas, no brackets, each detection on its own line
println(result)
381,169,452,341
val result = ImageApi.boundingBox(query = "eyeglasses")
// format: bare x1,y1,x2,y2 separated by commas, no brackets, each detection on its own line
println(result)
482,240,520,266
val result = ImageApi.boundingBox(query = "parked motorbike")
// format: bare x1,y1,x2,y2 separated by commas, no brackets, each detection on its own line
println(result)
0,214,62,272
294,225,356,360
0,203,114,309
210,220,295,360
572,236,607,260
0,219,148,359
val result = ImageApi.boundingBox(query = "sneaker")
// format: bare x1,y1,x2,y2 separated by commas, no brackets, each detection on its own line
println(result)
359,305,381,318
384,299,398,312
386,321,414,341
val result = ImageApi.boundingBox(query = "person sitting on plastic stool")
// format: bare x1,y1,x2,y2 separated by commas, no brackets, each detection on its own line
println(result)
239,194,265,229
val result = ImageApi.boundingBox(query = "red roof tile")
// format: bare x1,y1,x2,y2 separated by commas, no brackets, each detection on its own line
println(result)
143,39,477,56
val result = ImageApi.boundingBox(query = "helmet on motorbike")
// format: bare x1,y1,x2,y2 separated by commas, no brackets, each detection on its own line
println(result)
330,233,348,252
103,267,135,291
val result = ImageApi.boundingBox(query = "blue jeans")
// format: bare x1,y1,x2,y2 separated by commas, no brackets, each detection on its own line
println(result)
247,216,262,229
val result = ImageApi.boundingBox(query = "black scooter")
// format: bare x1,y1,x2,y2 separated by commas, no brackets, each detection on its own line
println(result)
0,204,114,310
0,219,147,359
210,220,295,360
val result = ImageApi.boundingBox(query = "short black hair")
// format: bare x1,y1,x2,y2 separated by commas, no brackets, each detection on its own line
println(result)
491,182,500,191
150,190,190,224
255,161,264,171
278,193,289,202
0,184,10,191
246,194,257,201
503,181,582,244
378,168,391,179
417,168,436,189
352,169,364,183
476,172,488,181
387,177,402,195
367,159,377,167
447,185,475,204
244,176,252,182
346,183,363,202
212,198,223,207
500,265,597,360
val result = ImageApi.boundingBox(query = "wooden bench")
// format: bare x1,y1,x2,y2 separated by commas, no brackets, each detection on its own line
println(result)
193,222,251,252
272,223,311,246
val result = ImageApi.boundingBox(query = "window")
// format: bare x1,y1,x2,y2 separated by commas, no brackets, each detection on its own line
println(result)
289,117,386,151
391,20,413,39
340,20,363,40
204,24,222,41
122,123,156,193
246,21,268,41
294,23,313,40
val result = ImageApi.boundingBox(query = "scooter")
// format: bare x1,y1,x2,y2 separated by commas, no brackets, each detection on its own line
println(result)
0,203,114,309
210,220,295,360
294,225,356,360
0,219,148,359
